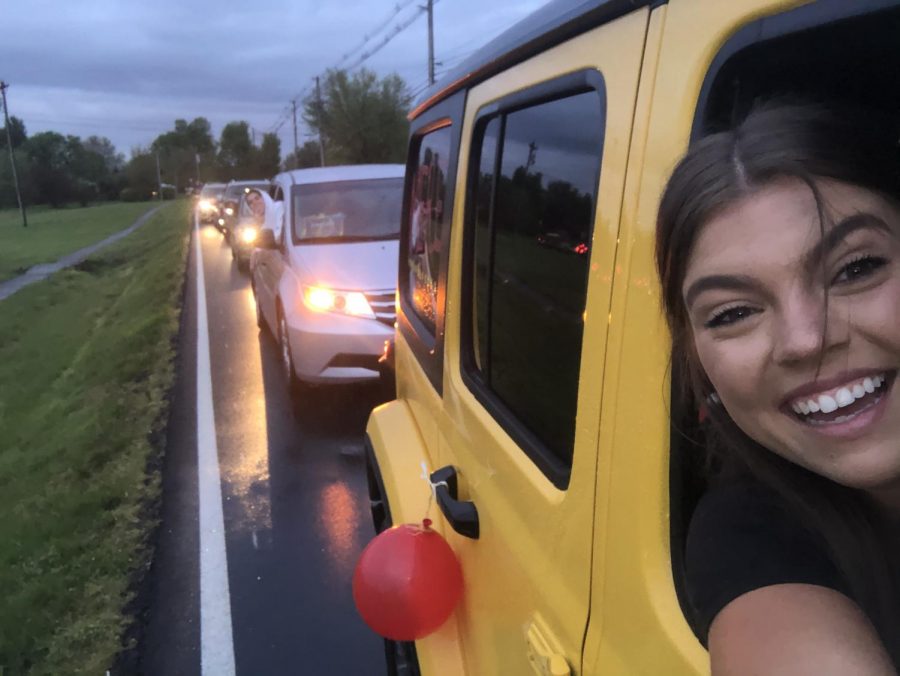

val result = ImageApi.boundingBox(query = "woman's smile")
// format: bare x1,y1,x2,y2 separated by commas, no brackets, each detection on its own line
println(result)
781,368,896,439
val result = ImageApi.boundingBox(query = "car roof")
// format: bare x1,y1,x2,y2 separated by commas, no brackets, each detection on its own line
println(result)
275,164,405,186
225,179,270,187
409,0,655,119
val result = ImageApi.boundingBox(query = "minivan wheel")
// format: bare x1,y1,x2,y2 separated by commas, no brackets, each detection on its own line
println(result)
252,284,265,331
278,309,298,392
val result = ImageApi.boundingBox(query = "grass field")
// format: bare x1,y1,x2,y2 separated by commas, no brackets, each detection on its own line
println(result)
0,201,158,282
0,201,190,674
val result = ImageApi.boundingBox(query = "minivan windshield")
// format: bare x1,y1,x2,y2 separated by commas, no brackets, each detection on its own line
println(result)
292,178,403,243
200,184,225,198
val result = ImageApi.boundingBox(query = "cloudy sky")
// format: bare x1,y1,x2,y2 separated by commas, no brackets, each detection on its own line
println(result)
1,0,544,159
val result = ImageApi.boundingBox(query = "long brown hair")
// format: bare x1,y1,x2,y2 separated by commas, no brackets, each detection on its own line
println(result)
656,102,900,661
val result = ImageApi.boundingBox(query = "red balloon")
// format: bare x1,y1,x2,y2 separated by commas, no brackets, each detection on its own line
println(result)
353,520,464,641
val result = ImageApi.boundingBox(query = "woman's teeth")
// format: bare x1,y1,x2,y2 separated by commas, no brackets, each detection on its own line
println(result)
791,374,886,417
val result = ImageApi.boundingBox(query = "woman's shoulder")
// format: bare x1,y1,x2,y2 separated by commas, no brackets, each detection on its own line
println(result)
686,479,848,643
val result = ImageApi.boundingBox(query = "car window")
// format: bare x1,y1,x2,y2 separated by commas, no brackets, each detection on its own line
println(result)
291,178,402,243
406,125,452,334
465,90,604,471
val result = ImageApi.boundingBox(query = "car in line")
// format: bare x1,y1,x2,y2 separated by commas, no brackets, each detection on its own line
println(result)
230,188,283,272
251,164,403,391
219,179,272,240
197,182,226,224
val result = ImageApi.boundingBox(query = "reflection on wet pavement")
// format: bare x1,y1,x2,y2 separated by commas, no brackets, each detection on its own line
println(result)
317,480,362,579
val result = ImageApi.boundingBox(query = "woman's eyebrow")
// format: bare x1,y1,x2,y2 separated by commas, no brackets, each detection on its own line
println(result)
804,213,893,274
684,274,761,309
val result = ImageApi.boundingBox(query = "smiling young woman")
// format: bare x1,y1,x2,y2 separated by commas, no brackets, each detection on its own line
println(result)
657,103,900,674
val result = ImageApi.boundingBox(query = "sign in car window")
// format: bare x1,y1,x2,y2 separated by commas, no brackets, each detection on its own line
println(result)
407,126,451,333
292,178,402,243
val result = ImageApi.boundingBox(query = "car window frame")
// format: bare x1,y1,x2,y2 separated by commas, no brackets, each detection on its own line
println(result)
397,90,465,395
459,69,607,489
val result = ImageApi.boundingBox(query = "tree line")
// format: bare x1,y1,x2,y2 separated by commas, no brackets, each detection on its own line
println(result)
0,68,412,209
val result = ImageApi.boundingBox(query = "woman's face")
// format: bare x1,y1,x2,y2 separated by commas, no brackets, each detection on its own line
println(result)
247,191,265,218
683,177,900,497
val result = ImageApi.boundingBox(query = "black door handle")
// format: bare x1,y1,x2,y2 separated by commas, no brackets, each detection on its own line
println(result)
430,466,479,539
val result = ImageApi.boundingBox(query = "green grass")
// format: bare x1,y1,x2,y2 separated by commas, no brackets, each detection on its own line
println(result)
0,202,158,282
0,201,190,674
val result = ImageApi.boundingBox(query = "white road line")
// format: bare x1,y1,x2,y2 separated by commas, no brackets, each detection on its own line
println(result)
195,213,237,675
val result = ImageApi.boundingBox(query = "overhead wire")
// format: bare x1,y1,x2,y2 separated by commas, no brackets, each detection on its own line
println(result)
271,0,442,135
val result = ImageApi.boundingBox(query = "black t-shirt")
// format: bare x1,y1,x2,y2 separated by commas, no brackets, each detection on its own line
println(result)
685,481,849,644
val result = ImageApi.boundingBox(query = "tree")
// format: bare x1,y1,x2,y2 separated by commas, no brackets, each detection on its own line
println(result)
124,148,158,201
303,68,411,165
254,132,281,177
217,121,253,178
283,140,322,170
0,115,26,149
24,132,74,207
83,136,124,172
152,117,216,190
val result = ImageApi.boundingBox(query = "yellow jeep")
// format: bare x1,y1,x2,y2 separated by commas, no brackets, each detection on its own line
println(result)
365,0,900,673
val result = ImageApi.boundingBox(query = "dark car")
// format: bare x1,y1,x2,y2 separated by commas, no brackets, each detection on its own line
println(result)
220,180,271,240
197,182,226,224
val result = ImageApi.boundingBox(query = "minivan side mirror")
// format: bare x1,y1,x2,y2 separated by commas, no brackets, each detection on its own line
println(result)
257,228,277,250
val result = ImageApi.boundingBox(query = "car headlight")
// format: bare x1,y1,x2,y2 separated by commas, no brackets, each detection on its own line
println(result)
225,207,234,216
301,285,374,319
240,227,258,244
218,218,225,226
199,199,213,211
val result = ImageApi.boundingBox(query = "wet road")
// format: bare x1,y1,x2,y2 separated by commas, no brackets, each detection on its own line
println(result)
142,218,388,675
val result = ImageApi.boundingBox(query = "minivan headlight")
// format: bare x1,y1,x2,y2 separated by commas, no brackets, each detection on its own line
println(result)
199,199,214,211
302,285,375,319
240,227,258,244
225,207,235,216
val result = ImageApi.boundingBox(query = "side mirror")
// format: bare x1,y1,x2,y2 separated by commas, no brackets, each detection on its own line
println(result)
257,228,277,250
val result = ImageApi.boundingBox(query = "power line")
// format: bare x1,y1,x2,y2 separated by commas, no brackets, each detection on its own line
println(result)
337,0,419,66
271,0,442,134
344,2,436,72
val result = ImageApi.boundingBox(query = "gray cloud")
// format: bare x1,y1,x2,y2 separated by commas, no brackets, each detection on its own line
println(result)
2,0,542,154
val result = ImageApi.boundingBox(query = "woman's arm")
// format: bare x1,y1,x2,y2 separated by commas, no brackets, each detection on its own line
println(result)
709,583,896,676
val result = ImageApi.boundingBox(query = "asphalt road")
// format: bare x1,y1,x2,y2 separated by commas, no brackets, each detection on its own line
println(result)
141,216,389,675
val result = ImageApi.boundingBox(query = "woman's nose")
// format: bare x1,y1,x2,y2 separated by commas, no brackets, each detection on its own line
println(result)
772,291,848,365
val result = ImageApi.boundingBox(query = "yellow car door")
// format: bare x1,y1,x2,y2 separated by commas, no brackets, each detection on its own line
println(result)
433,9,650,675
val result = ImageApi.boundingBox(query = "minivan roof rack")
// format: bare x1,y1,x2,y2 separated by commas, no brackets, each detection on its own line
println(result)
409,0,659,120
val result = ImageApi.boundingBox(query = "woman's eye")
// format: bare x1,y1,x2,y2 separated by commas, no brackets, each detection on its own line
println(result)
705,305,758,329
832,255,888,285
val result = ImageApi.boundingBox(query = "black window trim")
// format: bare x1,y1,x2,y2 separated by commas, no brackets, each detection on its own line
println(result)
672,0,900,644
459,69,608,491
397,90,466,395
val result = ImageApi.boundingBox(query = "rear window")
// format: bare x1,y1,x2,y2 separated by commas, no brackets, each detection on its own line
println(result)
291,178,403,243
225,183,268,199
200,185,224,198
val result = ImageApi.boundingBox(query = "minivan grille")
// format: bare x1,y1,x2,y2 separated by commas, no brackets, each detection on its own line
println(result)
365,289,396,328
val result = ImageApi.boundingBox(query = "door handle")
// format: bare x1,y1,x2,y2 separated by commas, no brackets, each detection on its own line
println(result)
430,466,479,539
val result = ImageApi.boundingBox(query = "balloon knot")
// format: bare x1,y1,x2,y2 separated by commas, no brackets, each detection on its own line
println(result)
422,518,432,529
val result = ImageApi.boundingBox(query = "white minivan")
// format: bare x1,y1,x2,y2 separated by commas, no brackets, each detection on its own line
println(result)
251,165,403,389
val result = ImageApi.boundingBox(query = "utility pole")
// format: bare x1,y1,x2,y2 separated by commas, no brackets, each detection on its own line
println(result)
427,0,435,85
291,99,299,167
195,152,200,185
315,76,326,167
0,81,27,228
155,151,163,201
